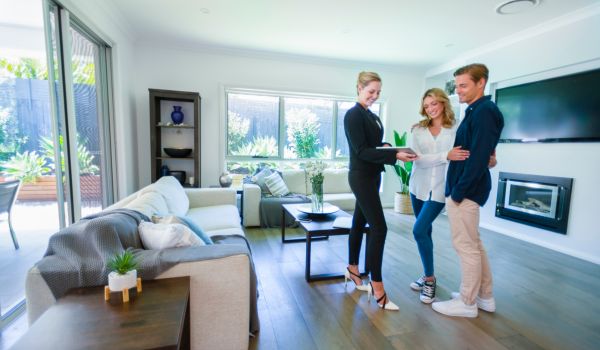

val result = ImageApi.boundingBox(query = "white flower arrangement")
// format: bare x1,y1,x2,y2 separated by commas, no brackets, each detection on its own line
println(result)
305,160,326,184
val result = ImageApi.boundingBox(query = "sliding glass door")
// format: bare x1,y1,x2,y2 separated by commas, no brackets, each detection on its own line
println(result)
0,0,115,323
0,0,60,321
45,0,114,223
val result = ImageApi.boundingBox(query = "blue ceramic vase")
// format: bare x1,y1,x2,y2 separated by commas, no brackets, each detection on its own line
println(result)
160,165,170,177
170,106,184,124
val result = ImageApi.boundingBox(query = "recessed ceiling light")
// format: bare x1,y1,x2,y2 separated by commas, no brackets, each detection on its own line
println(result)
200,8,210,14
495,0,539,15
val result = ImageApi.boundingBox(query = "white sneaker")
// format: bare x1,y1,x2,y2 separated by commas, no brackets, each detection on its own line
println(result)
432,297,478,318
451,292,496,312
410,276,425,291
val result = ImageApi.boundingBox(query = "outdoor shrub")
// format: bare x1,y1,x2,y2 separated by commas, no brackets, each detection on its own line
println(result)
0,151,50,183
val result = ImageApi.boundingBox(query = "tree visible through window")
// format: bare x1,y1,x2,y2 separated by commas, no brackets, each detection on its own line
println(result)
227,93,278,157
226,90,381,175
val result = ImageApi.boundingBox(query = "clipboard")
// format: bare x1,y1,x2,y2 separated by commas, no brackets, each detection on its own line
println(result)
375,147,417,155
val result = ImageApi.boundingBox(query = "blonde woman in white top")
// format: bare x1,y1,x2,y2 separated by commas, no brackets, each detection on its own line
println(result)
408,88,470,304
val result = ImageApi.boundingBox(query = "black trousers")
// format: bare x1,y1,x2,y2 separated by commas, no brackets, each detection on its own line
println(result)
348,170,388,282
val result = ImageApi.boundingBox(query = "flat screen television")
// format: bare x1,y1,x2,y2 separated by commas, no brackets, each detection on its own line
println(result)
495,68,600,143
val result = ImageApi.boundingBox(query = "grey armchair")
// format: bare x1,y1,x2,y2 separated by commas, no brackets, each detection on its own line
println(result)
0,180,20,249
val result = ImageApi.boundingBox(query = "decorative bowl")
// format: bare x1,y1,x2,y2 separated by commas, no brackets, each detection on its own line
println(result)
296,203,339,216
168,170,186,185
163,147,192,158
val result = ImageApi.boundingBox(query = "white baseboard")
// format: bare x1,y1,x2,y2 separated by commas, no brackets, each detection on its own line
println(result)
480,222,600,265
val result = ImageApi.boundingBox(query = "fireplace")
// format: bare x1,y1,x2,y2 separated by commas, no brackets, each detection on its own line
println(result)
495,172,573,234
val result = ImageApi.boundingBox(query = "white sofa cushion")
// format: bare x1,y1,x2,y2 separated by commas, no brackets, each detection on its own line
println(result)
138,222,204,250
186,205,244,234
140,176,189,216
282,169,308,194
323,193,356,211
323,169,351,194
206,227,245,238
124,191,169,218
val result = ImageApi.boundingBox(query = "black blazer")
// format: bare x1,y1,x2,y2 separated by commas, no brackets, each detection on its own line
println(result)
344,103,397,173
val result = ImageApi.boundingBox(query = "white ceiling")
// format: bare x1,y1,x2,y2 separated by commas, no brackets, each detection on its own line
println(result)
2,0,600,68
104,0,600,68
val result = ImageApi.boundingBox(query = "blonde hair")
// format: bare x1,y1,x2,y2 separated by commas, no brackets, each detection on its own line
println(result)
356,71,381,95
418,88,455,128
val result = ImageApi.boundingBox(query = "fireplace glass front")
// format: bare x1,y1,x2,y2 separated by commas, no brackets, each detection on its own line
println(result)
504,180,558,219
496,172,573,234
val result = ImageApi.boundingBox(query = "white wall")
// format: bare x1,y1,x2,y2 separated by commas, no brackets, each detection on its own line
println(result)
60,0,138,198
426,7,600,264
131,44,426,205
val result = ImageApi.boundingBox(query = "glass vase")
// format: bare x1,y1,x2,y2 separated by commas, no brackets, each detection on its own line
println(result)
311,179,324,213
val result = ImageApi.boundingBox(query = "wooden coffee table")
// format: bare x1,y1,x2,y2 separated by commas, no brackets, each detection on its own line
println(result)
12,277,190,350
281,203,368,282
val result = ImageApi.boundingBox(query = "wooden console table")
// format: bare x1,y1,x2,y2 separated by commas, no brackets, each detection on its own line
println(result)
13,277,190,350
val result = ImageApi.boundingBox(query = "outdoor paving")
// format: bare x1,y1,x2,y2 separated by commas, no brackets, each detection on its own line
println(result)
0,200,100,316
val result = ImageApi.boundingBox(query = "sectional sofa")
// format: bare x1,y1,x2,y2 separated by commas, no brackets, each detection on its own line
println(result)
243,168,355,227
25,176,255,350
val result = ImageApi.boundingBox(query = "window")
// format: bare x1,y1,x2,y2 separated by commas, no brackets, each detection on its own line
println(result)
225,89,381,176
284,97,332,159
227,93,279,157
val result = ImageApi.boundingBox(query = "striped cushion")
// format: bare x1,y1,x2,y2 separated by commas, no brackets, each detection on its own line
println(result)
264,172,290,196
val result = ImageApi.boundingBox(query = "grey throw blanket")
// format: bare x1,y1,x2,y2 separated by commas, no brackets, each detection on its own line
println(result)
260,194,310,228
36,209,259,333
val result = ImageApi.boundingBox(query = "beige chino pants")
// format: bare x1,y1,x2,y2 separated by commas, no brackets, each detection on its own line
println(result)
445,197,493,305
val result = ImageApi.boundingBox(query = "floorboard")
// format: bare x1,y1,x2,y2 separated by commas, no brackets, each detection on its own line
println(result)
247,209,600,350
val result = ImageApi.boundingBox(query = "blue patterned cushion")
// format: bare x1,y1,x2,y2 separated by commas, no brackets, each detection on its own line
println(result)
152,214,213,245
264,172,290,196
176,215,213,245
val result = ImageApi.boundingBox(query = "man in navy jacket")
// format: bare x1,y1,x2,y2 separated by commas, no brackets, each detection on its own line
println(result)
432,63,504,318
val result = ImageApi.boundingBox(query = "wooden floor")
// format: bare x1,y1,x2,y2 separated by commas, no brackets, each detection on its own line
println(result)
246,210,600,350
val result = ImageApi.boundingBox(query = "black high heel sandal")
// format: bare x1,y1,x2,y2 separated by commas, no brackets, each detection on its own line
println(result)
367,282,399,310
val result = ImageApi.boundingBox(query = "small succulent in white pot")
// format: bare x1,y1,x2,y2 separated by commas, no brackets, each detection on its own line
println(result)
107,251,139,292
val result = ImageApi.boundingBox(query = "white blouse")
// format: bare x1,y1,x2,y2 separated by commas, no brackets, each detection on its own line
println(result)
409,123,458,203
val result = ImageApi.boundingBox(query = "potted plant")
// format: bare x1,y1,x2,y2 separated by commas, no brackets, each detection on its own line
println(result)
392,131,414,214
107,250,139,292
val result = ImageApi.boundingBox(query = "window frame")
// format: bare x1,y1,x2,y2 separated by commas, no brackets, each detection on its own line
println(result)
225,87,384,166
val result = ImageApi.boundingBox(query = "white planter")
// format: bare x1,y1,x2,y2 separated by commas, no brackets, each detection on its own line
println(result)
394,192,414,214
108,270,137,292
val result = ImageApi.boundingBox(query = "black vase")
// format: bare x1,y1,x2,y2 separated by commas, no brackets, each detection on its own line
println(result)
171,106,184,124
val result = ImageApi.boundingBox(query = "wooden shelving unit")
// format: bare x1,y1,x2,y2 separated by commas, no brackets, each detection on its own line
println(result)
149,89,201,187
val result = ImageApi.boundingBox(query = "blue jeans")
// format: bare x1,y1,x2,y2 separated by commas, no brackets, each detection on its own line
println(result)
410,193,445,277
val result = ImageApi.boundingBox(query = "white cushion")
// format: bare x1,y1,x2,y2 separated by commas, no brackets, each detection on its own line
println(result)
323,193,356,211
264,172,290,196
205,227,246,238
282,169,307,194
124,191,169,218
138,221,204,250
186,205,242,232
323,169,350,194
140,176,189,216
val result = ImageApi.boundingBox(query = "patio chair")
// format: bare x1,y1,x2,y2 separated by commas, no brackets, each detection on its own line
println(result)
0,179,20,249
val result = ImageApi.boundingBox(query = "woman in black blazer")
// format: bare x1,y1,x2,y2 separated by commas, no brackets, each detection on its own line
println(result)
344,71,417,310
